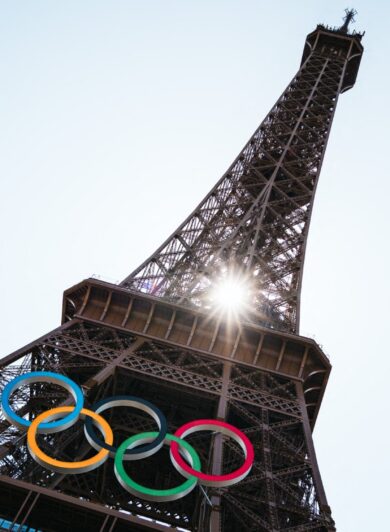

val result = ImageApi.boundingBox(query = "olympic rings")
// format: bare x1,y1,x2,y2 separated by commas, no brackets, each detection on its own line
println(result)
1,371,84,434
84,396,167,459
1,372,255,500
27,406,113,474
114,432,201,502
170,419,254,487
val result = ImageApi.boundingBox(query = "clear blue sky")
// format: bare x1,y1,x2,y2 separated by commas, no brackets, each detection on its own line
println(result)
1,2,389,530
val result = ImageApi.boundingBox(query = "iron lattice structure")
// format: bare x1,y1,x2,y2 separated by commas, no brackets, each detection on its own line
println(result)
121,15,363,335
0,15,363,532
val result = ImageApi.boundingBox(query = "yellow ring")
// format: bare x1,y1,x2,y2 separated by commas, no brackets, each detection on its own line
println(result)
27,406,114,474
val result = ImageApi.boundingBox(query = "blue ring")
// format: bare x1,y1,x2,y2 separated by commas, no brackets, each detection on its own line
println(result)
1,371,84,433
84,395,167,459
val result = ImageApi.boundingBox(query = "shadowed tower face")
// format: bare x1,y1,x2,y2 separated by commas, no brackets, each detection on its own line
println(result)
0,12,362,532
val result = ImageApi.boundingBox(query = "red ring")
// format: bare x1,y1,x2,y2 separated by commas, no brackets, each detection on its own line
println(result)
170,419,254,487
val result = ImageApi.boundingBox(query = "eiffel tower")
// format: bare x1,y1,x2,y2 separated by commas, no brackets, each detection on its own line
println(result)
0,11,363,532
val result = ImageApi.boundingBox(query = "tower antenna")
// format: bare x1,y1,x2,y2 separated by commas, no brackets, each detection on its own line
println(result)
339,7,357,33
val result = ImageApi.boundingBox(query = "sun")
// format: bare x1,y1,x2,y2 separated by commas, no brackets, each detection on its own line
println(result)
209,270,253,321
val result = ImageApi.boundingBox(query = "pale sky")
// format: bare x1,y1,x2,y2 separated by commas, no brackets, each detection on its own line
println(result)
1,1,389,530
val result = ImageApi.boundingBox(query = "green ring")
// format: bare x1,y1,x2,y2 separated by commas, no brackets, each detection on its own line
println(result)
114,431,201,502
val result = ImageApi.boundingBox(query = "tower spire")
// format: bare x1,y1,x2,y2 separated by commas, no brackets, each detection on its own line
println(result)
339,8,357,33
121,20,364,334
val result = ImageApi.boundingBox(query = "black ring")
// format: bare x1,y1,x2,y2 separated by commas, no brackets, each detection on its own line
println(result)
84,395,167,460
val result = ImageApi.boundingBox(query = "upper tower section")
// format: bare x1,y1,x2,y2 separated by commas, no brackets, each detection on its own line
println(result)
302,9,364,92
120,12,364,334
